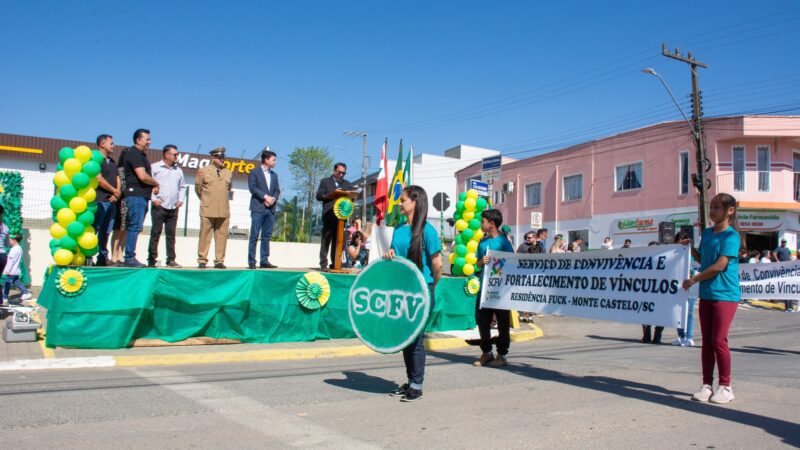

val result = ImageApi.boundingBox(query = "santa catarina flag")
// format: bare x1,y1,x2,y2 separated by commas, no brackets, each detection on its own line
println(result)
374,139,389,224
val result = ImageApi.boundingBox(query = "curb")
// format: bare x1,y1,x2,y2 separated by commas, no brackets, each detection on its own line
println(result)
0,327,543,371
749,300,787,311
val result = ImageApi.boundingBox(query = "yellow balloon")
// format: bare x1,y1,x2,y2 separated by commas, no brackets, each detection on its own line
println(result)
50,223,67,239
74,145,92,163
71,252,86,265
84,226,95,235
54,171,71,186
89,178,99,189
473,229,484,242
462,211,475,221
463,263,475,276
56,208,76,227
64,158,82,177
466,189,479,200
79,187,97,202
69,196,88,213
465,253,477,265
78,231,99,249
449,252,456,264
464,198,476,211
466,240,478,254
54,249,74,266
455,219,468,232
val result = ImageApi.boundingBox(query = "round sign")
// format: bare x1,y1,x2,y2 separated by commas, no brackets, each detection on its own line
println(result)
348,258,430,354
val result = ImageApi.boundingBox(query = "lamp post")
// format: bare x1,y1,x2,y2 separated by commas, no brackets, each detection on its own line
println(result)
344,130,368,225
642,67,709,230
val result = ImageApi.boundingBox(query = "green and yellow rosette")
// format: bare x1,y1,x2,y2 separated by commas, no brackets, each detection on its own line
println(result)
333,197,354,221
55,267,88,297
464,276,481,296
295,272,331,310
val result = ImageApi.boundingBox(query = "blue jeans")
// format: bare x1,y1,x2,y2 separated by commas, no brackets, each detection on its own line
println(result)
677,298,695,340
124,196,148,262
3,275,30,301
93,201,116,264
248,210,276,265
403,284,435,390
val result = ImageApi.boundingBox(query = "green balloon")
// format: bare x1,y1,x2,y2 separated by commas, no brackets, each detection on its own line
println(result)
91,150,104,165
461,228,474,241
59,147,75,163
51,246,60,256
456,201,465,212
454,257,466,268
60,236,78,250
81,161,101,177
469,219,481,230
71,172,90,190
87,203,98,213
57,162,64,171
77,211,95,226
476,198,488,211
455,244,467,257
458,192,467,201
81,245,99,257
67,221,86,238
52,212,59,223
60,185,77,201
51,196,68,211
452,264,464,276
453,211,462,221
454,234,463,245
49,238,61,249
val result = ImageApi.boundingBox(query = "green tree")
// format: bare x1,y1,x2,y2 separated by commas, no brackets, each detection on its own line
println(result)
288,146,334,217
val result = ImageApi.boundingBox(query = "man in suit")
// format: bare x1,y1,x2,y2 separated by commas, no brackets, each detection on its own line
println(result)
247,149,280,269
316,162,352,271
195,147,233,269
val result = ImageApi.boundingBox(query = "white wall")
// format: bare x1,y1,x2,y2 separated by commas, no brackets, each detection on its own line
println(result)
24,229,322,286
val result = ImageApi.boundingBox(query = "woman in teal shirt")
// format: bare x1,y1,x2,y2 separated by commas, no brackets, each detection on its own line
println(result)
384,185,443,402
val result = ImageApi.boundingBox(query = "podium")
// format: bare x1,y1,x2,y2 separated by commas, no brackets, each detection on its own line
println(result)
325,189,360,273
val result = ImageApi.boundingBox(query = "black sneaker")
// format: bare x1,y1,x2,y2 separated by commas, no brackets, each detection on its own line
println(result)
166,261,182,268
389,383,409,397
401,388,423,402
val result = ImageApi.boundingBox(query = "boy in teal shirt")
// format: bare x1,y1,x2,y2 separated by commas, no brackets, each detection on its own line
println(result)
474,209,515,367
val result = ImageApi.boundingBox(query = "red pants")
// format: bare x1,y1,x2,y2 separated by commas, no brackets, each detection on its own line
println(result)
698,300,738,386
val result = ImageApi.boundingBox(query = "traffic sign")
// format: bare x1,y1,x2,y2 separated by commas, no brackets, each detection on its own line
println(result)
433,192,450,212
469,179,489,197
481,155,502,184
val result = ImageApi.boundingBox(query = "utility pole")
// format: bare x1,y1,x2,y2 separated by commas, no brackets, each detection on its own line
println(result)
662,43,710,230
344,130,368,225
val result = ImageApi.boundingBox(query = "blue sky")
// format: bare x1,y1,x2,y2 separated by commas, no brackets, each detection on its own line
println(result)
2,1,799,195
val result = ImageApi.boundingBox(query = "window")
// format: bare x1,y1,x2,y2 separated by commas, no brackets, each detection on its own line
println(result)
563,174,583,201
615,162,642,191
525,182,541,207
794,151,800,202
679,151,690,195
493,189,504,205
757,145,770,192
733,146,745,192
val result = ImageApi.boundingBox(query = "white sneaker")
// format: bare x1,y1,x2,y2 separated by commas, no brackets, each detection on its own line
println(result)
672,337,683,346
21,293,33,301
692,384,713,402
682,338,694,347
710,385,735,404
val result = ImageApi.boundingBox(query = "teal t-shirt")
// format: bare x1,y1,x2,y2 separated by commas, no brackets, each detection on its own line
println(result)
698,225,741,302
476,234,515,274
390,222,443,284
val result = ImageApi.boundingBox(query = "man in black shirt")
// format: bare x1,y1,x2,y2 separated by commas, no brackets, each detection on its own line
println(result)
123,128,159,267
316,163,353,271
92,134,121,266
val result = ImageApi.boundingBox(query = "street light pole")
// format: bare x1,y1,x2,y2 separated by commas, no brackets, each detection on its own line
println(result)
642,56,709,231
344,130,368,225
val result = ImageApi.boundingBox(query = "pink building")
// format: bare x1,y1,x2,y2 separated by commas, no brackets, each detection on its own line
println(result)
455,115,800,253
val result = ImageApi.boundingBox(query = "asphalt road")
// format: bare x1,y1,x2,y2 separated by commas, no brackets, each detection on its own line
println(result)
1,306,798,449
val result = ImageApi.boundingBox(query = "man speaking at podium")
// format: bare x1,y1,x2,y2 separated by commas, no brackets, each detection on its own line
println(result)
316,162,353,271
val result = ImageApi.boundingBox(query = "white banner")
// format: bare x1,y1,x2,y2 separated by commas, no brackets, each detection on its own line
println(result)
480,245,693,328
740,260,800,300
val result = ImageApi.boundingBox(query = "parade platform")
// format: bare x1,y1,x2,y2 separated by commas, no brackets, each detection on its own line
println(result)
38,267,476,349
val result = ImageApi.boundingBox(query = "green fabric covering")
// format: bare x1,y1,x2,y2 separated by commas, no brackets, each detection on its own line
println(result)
38,268,477,349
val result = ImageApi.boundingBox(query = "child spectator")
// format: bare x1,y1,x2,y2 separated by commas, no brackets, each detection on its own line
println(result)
2,234,33,305
673,230,696,347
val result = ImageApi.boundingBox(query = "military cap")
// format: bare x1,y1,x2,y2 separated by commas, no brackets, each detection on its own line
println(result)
209,147,226,157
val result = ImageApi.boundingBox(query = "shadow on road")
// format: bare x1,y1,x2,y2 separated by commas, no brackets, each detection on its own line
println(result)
323,370,397,394
730,345,800,356
430,351,799,447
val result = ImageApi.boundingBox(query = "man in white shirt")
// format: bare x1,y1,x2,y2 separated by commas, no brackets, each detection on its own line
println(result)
148,145,186,267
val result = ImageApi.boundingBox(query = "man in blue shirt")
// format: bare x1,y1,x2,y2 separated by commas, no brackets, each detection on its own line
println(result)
473,209,515,367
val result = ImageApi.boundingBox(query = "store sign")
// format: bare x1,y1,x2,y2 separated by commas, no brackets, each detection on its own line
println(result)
616,217,656,232
176,153,256,174
738,211,783,231
349,258,430,354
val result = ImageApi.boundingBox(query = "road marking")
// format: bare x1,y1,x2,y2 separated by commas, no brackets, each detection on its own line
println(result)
0,356,115,371
131,368,378,448
38,331,56,359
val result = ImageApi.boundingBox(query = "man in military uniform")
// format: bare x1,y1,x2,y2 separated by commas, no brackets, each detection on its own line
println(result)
196,147,233,269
